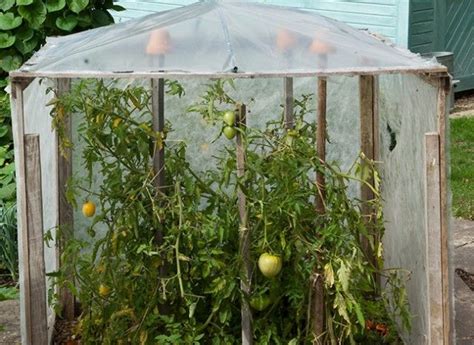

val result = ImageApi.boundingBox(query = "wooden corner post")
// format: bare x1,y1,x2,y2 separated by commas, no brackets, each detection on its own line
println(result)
56,78,75,321
236,104,252,345
284,77,294,129
437,75,452,345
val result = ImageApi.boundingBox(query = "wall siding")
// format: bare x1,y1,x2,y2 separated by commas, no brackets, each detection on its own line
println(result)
113,0,403,44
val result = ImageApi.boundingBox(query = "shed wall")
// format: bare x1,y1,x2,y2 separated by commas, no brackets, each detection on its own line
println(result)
113,0,406,44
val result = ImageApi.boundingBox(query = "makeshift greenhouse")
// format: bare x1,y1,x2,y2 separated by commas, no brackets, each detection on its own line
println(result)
10,1,452,344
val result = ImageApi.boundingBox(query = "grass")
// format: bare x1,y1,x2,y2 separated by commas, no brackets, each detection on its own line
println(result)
0,286,18,301
450,116,474,220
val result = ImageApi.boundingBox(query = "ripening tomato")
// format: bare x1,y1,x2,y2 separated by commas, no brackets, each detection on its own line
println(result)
258,253,282,278
82,201,96,218
249,295,272,311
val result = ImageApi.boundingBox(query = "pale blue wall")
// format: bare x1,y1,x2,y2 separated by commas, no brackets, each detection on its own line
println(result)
112,0,410,46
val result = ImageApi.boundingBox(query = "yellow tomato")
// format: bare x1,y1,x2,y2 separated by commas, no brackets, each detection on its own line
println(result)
98,284,110,297
82,201,96,218
258,253,282,278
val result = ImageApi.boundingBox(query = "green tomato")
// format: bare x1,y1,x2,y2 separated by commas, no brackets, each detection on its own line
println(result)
223,126,236,140
249,295,272,311
258,253,282,278
223,110,236,126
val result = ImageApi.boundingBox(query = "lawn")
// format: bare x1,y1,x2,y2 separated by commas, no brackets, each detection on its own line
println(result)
450,116,474,220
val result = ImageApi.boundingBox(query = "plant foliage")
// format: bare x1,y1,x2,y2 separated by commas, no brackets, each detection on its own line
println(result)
48,79,411,344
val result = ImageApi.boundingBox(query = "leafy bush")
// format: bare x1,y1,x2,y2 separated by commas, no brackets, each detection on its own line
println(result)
0,0,123,76
0,286,19,300
0,202,17,281
48,80,410,344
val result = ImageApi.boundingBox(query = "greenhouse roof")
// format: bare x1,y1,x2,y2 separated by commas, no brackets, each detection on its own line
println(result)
11,0,447,79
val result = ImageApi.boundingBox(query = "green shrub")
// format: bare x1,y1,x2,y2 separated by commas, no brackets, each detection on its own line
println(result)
0,0,123,77
0,202,17,281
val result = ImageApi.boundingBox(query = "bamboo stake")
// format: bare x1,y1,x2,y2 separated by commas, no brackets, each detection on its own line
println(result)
56,78,75,321
312,77,327,343
151,78,165,191
236,104,252,345
24,134,48,344
284,77,294,129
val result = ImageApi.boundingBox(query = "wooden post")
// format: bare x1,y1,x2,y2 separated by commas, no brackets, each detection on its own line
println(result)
315,77,327,215
236,104,252,345
284,77,294,129
437,75,452,344
311,77,327,343
24,134,49,344
151,78,165,190
424,133,443,345
358,75,378,269
11,80,31,345
56,78,75,321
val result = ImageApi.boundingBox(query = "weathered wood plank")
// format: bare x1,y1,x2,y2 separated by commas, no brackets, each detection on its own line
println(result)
24,134,48,345
11,80,32,345
236,104,252,345
437,76,452,344
56,78,75,321
284,77,294,129
424,132,443,345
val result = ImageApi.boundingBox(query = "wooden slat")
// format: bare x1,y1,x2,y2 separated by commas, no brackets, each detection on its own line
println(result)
12,81,32,345
359,75,375,263
284,77,294,129
56,78,75,321
236,104,252,345
437,76,452,345
24,134,48,345
424,132,443,345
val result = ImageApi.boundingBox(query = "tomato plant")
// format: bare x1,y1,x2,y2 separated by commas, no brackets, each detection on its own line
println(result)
48,79,410,344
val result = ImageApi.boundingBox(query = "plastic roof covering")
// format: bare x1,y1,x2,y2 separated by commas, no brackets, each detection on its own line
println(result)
14,0,446,78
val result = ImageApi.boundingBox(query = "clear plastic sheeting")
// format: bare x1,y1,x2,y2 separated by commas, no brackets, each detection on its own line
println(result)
16,1,445,77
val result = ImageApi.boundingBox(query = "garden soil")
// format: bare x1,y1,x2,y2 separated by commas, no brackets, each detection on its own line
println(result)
0,299,20,344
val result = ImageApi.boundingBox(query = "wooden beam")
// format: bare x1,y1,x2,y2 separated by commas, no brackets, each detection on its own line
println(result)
151,78,165,190
11,80,32,345
424,132,443,345
56,78,75,321
359,75,377,268
437,76,452,344
284,77,294,129
24,134,49,345
236,104,252,345
9,65,449,81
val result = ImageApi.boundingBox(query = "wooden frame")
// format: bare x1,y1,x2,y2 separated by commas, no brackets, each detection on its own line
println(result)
10,71,452,345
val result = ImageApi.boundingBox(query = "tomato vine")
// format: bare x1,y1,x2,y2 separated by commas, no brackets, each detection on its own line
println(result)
48,79,410,344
